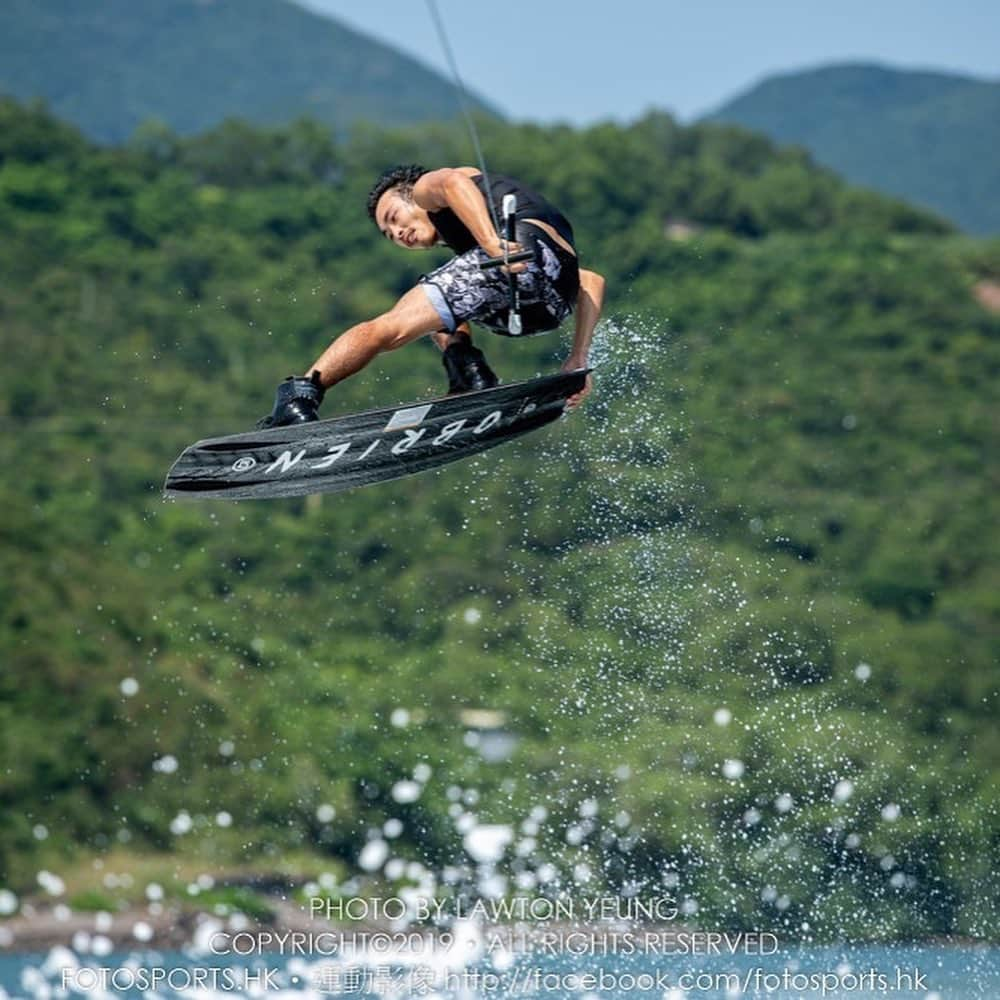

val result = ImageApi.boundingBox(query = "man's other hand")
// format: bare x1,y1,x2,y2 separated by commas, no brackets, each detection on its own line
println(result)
561,360,592,409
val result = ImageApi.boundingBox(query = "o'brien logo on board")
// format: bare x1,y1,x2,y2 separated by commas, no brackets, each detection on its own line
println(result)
233,407,510,478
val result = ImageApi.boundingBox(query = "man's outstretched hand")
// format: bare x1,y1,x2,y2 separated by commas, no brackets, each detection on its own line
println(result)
561,359,592,409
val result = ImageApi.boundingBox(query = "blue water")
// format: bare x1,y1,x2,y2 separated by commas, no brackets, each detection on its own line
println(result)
1,943,998,998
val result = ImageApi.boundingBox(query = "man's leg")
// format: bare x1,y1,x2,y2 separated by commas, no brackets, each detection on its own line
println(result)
307,284,445,389
258,287,445,426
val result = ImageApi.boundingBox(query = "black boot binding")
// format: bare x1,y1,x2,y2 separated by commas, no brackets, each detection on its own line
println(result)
441,341,499,394
257,372,325,428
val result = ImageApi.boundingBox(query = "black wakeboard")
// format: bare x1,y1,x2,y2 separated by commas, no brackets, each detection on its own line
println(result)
163,369,588,500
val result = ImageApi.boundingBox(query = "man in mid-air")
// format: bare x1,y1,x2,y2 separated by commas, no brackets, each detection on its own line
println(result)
259,165,605,427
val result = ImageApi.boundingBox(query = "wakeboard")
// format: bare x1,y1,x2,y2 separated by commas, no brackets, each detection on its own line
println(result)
163,369,588,500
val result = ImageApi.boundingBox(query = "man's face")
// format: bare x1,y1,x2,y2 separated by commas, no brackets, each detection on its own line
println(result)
374,188,438,249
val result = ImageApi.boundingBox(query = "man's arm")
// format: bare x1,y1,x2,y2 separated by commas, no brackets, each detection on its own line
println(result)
561,268,605,407
414,168,525,269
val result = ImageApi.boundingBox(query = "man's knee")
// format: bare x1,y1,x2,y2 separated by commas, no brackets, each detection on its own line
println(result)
371,288,442,351
369,312,410,352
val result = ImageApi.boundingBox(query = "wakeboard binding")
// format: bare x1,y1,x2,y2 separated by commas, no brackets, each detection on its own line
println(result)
257,372,325,428
442,341,499,395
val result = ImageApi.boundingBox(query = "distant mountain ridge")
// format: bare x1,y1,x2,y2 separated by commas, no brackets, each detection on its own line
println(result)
0,0,497,142
705,62,1000,234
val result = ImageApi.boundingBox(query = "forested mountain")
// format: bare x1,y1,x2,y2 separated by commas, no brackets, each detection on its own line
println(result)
706,62,1000,234
0,0,496,142
1,98,998,941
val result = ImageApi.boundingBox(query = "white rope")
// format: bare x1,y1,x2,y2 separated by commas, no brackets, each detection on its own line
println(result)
425,1,521,333
424,0,501,238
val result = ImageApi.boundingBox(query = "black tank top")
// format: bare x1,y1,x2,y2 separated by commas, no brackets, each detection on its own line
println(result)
428,174,575,253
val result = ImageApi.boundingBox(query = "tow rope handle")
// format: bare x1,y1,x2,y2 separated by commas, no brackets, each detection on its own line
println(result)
478,194,526,335
502,194,522,335
480,249,533,269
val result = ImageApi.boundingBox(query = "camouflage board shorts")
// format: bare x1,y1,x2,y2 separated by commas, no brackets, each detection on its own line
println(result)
419,229,580,337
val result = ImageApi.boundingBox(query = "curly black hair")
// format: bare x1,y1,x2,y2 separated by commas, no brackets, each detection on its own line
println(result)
366,164,427,223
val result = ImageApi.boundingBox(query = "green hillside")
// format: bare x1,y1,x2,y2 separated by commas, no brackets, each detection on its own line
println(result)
1,98,999,941
706,62,1000,235
0,0,496,142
